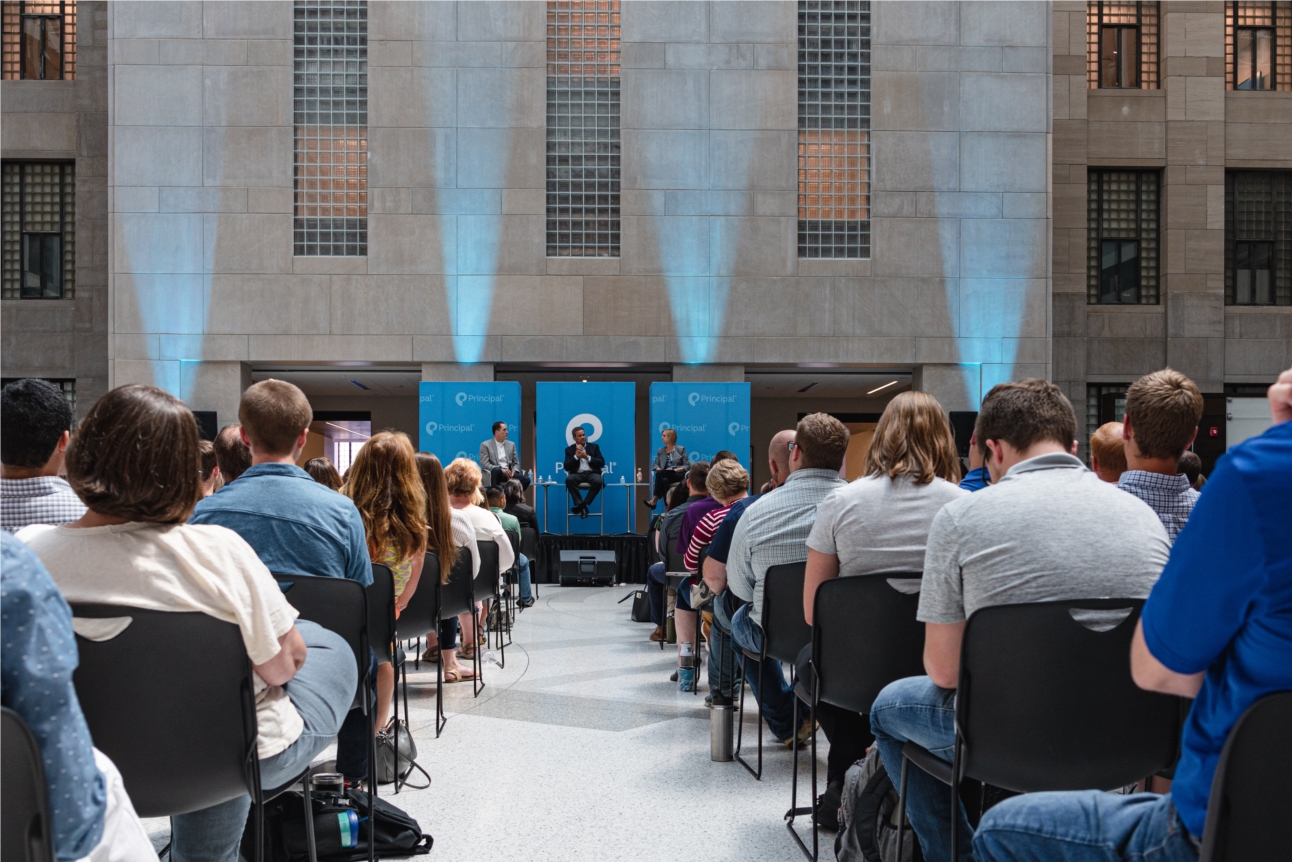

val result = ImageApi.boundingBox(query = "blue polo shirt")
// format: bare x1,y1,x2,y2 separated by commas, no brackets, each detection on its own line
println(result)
959,466,990,492
1140,420,1292,837
190,463,372,586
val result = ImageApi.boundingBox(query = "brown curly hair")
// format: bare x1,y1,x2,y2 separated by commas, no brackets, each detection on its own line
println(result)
342,431,428,568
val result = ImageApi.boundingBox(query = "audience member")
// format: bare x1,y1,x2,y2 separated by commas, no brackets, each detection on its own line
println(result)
974,368,1292,862
675,460,718,557
2,532,157,862
190,379,373,786
17,384,356,862
701,429,794,705
342,432,427,730
1089,420,1128,483
869,379,1171,862
802,392,968,828
304,456,342,491
212,421,252,483
711,450,738,464
1,378,86,532
1178,450,1205,491
644,428,690,508
1118,369,1205,541
503,478,539,533
414,452,479,681
443,458,515,667
727,414,850,745
643,461,711,641
958,430,990,491
199,440,222,496
486,485,535,609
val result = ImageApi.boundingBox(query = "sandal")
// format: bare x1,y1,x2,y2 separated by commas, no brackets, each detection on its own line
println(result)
443,666,476,683
420,647,440,663
458,646,477,661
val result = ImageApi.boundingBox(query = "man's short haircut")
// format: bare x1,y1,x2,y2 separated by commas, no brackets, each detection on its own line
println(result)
977,379,1076,455
711,450,737,464
666,478,691,509
485,485,506,506
795,413,850,471
504,478,525,506
65,384,201,523
706,458,750,501
238,379,312,456
214,423,253,483
492,421,506,434
1089,422,1127,477
1,378,74,468
1124,369,1204,459
572,426,587,439
444,457,482,497
686,460,711,493
1178,450,1203,485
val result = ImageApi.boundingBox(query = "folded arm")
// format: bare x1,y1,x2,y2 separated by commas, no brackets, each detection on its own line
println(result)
254,626,307,687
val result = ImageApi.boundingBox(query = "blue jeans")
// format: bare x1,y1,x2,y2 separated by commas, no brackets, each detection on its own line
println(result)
729,602,796,741
170,621,358,862
974,792,1199,862
517,552,533,601
646,562,667,625
870,675,972,862
706,590,740,699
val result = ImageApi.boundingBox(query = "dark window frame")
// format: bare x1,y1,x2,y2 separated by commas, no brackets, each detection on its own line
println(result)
1100,21,1141,88
1,1,76,80
1087,169,1160,305
2,160,74,300
1234,23,1275,88
1087,2,1160,89
1225,170,1292,306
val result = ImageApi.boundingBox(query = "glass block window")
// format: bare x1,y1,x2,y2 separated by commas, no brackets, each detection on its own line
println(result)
2,161,75,299
546,0,620,258
1225,171,1292,305
1086,2,1159,89
798,0,870,259
1,1,76,80
1087,170,1159,304
294,0,367,257
1086,383,1129,458
1225,1,1292,90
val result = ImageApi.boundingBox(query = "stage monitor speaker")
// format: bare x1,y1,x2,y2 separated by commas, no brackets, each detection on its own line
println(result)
949,411,978,459
559,550,616,586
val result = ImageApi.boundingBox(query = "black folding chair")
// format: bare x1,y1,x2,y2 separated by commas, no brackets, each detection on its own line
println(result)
396,549,475,737
735,561,812,780
2,707,53,862
896,599,1182,862
367,564,413,793
69,604,319,862
494,530,520,663
272,573,376,862
786,573,925,860
470,541,501,697
1200,690,1292,862
519,526,540,597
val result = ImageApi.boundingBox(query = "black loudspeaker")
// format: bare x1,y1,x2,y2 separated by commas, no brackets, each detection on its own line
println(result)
193,411,218,442
558,550,616,586
949,411,978,458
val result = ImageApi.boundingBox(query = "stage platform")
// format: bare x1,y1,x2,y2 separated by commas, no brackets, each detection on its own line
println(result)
532,532,651,585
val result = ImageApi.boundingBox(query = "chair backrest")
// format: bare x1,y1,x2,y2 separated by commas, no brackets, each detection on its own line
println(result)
367,564,396,665
2,707,53,862
394,552,439,639
957,599,1180,793
272,574,369,686
520,526,538,561
695,543,710,575
506,530,520,570
813,574,925,715
664,533,686,574
761,561,811,664
1200,691,1292,862
69,605,256,817
474,540,500,600
437,548,475,621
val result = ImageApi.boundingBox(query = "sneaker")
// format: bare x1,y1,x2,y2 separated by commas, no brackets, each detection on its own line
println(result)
669,670,679,682
518,597,535,609
783,717,818,746
709,691,733,708
813,781,844,832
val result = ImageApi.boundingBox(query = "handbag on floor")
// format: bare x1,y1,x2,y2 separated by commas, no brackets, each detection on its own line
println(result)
242,785,433,861
376,718,430,789
630,589,652,622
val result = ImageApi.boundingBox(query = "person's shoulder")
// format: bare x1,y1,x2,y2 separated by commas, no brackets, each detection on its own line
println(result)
2,529,46,569
928,477,972,501
13,522,60,550
1226,420,1292,478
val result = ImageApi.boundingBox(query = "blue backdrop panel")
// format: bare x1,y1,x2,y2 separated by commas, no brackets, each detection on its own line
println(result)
648,383,752,469
418,382,522,469
535,382,635,535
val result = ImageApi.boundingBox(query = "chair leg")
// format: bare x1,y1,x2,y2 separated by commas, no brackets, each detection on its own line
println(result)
896,756,909,862
435,648,445,738
302,771,318,862
735,652,764,780
950,738,961,862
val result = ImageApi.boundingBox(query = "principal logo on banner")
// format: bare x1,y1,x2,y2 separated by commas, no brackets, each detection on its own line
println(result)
689,391,737,406
565,413,603,444
424,421,475,436
658,421,707,434
456,391,505,407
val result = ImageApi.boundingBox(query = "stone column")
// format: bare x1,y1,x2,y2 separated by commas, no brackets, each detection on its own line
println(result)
420,362,495,382
671,364,744,383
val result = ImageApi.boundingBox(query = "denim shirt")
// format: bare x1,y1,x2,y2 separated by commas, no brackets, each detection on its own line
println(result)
190,463,372,585
1,533,106,862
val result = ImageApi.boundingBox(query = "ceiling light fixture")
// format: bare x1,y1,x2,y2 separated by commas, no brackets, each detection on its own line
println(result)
349,380,370,391
867,380,900,395
796,382,818,393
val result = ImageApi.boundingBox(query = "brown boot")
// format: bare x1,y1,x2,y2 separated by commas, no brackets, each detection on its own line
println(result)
649,625,665,642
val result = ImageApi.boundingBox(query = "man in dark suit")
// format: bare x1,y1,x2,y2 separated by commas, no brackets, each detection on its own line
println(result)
563,426,605,518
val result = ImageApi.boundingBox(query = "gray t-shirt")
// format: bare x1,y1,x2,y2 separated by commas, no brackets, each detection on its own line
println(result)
918,452,1171,624
808,474,969,577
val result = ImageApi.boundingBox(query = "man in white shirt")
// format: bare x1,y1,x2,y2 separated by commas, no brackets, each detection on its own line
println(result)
479,422,528,491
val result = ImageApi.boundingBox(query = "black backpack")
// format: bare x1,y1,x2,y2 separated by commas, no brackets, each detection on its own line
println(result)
243,787,433,861
836,748,922,862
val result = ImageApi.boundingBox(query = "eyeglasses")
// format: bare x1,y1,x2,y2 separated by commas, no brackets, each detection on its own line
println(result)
786,441,796,452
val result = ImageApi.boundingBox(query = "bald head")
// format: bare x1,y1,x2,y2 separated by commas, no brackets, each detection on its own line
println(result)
768,430,795,487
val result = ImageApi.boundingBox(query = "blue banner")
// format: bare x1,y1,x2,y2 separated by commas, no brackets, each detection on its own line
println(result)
418,382,522,471
535,382,636,535
648,383,752,470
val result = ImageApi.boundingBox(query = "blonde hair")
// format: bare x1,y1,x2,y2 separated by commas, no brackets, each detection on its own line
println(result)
864,391,961,485
662,428,677,444
705,458,750,503
444,457,483,498
342,431,428,567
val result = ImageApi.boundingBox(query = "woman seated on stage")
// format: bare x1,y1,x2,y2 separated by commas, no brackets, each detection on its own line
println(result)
643,428,690,509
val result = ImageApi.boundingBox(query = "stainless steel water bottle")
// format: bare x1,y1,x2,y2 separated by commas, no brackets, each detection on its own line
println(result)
711,701,734,761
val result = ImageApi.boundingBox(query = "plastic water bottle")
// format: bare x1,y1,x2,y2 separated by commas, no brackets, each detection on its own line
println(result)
636,467,643,483
678,642,696,692
619,474,625,484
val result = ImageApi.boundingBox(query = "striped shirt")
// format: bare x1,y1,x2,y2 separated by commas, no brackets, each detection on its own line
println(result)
1,477,86,534
726,468,847,621
684,502,734,572
1117,470,1199,542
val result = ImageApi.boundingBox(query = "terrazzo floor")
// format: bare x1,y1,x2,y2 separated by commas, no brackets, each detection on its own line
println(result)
146,585,828,861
